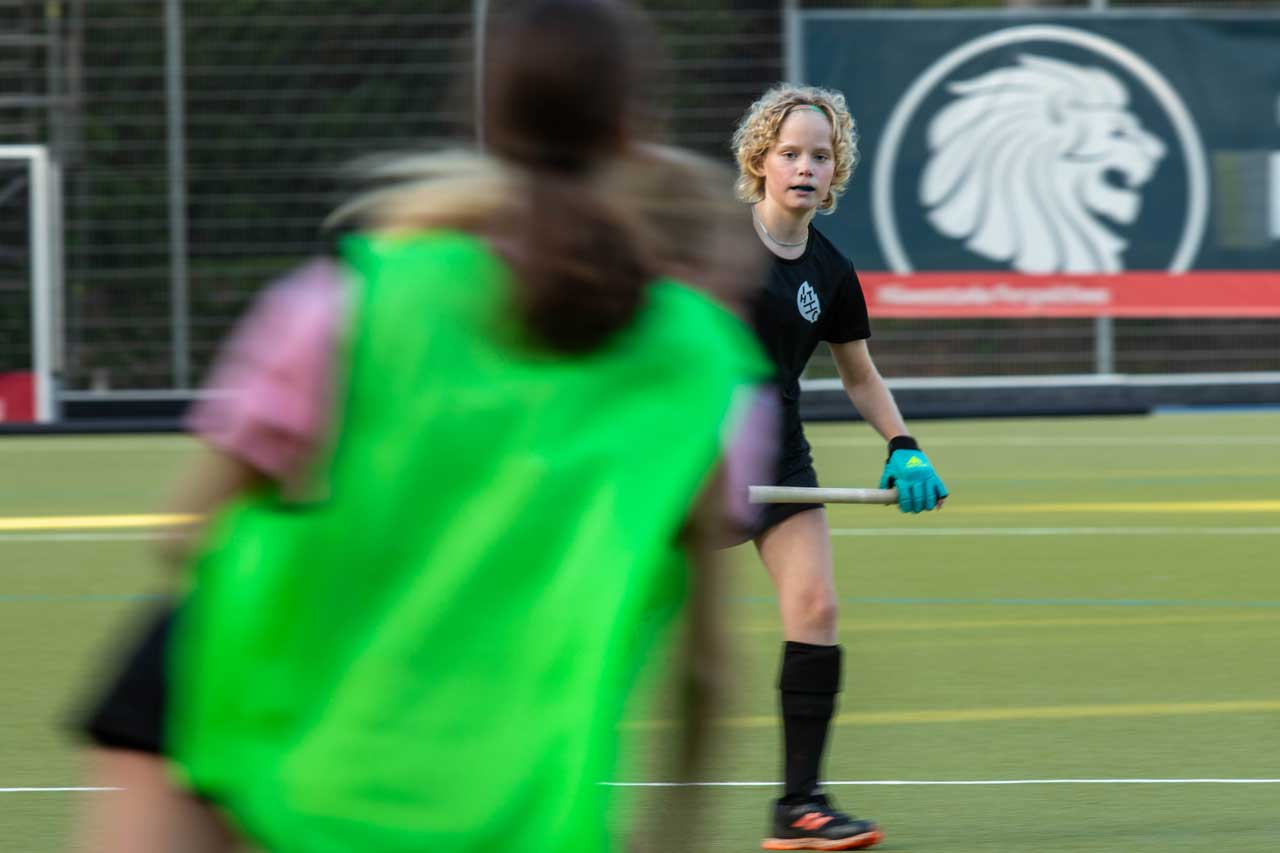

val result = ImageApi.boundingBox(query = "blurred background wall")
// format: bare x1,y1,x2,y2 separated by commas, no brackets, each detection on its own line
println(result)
2,0,1278,422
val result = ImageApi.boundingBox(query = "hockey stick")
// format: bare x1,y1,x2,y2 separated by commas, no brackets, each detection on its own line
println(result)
748,486,897,505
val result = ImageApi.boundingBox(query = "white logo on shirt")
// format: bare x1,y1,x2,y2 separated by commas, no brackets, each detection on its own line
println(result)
797,281,821,323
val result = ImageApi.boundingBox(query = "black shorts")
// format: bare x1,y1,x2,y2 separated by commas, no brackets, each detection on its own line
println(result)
751,402,822,538
76,604,173,755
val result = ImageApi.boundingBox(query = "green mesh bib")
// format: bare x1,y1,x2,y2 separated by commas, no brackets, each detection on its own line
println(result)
169,232,768,852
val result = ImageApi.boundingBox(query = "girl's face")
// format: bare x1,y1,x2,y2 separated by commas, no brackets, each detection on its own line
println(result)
760,108,835,216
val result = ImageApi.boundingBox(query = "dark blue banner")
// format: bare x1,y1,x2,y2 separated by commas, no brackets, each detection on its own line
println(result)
799,12,1280,274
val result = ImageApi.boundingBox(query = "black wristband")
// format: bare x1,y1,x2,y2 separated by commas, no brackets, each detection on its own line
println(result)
887,435,920,459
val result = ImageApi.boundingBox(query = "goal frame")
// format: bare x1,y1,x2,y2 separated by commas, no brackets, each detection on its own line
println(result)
0,145,61,423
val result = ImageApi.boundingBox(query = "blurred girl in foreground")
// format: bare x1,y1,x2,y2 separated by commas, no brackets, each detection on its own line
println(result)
74,1,771,850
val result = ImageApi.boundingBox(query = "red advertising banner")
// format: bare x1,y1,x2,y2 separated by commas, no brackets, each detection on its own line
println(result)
0,372,35,423
861,272,1280,319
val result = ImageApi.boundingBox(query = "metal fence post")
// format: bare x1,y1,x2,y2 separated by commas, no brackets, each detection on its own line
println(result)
164,0,190,389
474,0,488,149
1095,316,1116,374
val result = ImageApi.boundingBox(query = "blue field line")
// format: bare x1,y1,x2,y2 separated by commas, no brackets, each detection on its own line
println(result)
734,595,1280,609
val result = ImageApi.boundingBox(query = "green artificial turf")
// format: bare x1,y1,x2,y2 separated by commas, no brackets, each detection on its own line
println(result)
3,413,1279,851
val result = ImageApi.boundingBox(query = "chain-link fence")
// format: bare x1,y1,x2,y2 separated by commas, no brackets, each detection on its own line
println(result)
4,0,1279,395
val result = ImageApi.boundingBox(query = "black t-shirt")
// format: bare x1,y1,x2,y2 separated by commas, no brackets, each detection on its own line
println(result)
749,224,871,405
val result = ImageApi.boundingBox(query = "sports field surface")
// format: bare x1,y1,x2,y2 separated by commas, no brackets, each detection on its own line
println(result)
3,412,1279,851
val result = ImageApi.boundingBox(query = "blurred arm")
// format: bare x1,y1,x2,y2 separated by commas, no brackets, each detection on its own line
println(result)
677,468,731,774
633,469,731,852
157,449,265,570
160,260,345,569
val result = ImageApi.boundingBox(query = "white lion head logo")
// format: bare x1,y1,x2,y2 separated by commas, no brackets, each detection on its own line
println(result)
920,54,1167,273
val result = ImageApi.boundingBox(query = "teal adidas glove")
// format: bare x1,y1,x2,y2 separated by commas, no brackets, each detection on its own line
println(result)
879,437,948,514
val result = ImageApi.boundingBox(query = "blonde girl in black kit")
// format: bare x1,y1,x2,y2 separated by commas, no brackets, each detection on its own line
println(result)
733,84,948,851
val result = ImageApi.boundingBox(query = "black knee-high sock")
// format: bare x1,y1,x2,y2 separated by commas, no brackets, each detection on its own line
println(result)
778,641,842,800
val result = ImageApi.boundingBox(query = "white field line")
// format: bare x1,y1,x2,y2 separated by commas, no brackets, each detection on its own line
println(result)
828,527,1280,537
8,780,1280,794
0,440,191,452
0,787,122,793
5,522,1274,540
606,778,1280,788
808,435,1280,448
2,435,1279,452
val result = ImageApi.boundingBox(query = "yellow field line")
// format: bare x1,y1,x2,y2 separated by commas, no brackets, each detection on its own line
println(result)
953,500,1280,513
627,699,1280,731
6,499,1278,533
0,514,198,532
735,612,1280,635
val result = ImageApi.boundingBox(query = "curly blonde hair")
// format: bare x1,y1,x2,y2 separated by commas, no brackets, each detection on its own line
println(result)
731,83,859,214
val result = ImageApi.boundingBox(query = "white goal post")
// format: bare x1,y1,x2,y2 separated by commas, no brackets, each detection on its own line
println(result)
0,145,61,423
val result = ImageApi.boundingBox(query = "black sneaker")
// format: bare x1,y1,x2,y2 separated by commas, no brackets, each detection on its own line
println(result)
761,793,883,850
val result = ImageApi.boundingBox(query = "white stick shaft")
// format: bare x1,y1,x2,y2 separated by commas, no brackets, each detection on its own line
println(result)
749,486,898,505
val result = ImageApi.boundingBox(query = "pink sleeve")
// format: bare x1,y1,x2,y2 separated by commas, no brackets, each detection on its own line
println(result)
722,386,780,532
185,259,346,486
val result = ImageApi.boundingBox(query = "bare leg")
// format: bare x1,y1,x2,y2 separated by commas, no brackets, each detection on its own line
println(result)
755,507,853,817
756,507,838,644
71,748,237,853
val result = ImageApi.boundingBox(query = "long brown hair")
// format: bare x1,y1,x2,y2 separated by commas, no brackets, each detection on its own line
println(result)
482,0,656,353
331,1,660,354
